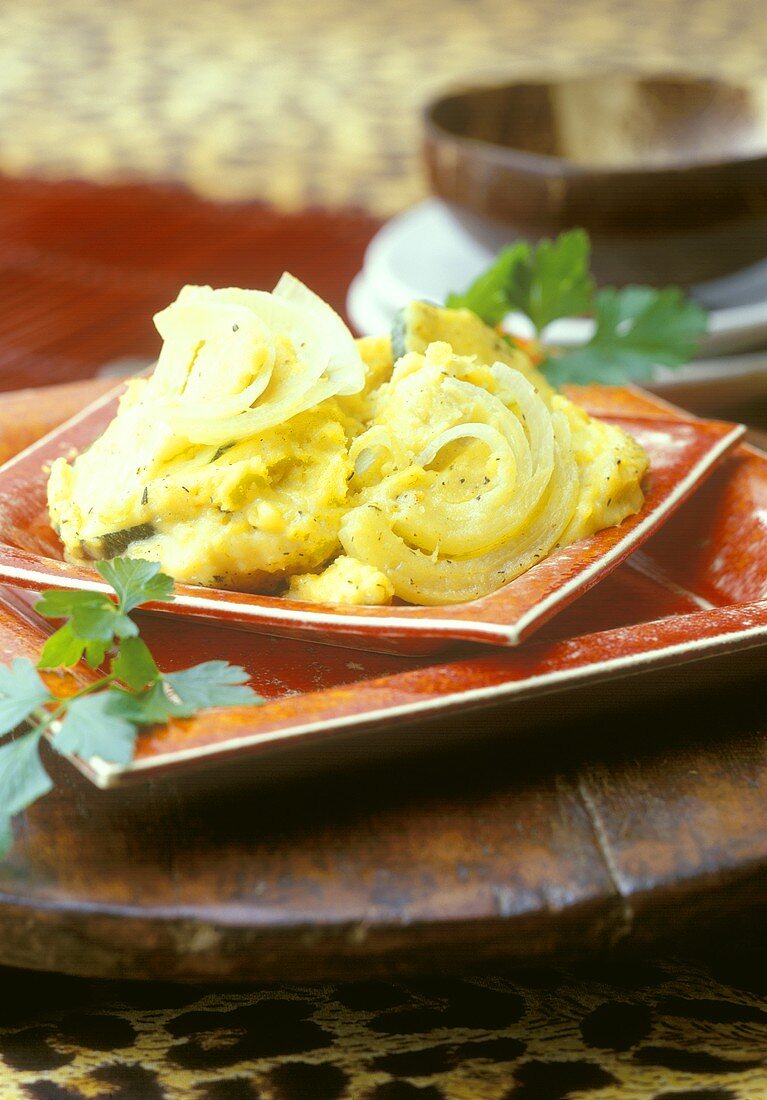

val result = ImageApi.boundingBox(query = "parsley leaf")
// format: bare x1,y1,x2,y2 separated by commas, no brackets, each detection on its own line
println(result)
446,242,528,327
38,623,112,670
447,230,593,333
51,693,138,766
34,589,107,619
96,558,175,614
36,589,137,649
542,285,708,386
505,229,594,333
38,623,88,669
446,228,707,383
106,681,174,726
118,662,261,726
0,729,53,818
70,600,138,642
164,662,261,715
111,636,160,691
0,658,52,734
84,639,110,668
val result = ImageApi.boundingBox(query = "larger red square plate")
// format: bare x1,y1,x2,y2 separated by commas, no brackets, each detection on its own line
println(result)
3,422,767,789
0,383,744,655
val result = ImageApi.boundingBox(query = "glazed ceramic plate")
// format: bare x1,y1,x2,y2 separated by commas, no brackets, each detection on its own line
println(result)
0,380,744,654
5,425,767,789
347,199,767,361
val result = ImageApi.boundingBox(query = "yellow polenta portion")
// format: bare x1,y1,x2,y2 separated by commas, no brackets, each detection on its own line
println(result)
48,277,366,592
48,386,355,591
47,282,648,606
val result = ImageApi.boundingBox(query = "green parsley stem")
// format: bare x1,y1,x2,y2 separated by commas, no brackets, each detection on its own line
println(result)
30,674,116,737
1,558,259,861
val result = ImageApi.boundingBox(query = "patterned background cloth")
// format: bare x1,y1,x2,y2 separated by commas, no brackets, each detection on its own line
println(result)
2,947,767,1099
0,0,765,214
0,1,766,1096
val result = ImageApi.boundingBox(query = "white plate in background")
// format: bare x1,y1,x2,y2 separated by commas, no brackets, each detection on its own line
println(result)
347,199,767,369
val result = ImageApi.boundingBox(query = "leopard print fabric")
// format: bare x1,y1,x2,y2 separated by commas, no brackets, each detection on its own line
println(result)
0,0,764,216
1,950,765,1099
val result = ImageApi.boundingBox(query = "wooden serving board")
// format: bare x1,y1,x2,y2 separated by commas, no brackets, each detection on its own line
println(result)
0,181,764,981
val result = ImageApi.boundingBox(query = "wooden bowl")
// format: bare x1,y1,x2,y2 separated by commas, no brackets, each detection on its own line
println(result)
423,73,767,286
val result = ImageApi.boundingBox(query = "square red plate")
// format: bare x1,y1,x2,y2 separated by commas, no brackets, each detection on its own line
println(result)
4,425,767,789
0,382,744,654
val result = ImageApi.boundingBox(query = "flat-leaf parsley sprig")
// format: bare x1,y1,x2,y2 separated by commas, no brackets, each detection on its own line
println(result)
446,228,708,385
0,558,262,855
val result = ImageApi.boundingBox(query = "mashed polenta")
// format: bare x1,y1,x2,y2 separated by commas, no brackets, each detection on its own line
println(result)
47,276,649,607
